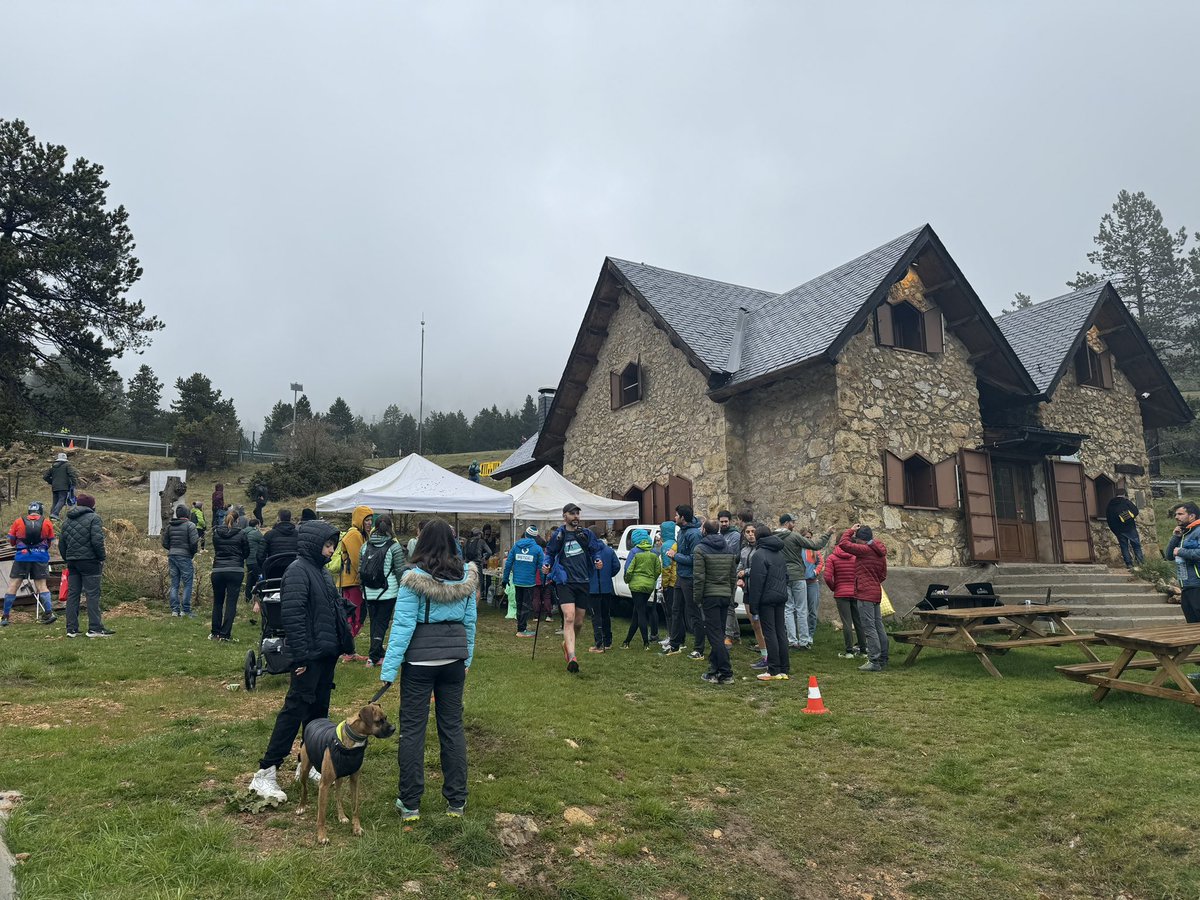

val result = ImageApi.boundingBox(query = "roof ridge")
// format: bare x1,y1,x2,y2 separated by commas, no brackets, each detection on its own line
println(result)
997,282,1108,325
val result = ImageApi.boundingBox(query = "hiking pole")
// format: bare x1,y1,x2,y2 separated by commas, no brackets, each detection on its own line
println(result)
531,584,545,660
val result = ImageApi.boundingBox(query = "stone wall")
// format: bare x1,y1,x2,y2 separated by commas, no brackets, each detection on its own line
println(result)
1036,332,1157,563
560,291,730,515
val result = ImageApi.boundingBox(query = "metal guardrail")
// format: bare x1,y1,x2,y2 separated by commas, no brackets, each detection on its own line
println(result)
1151,478,1200,498
30,431,286,463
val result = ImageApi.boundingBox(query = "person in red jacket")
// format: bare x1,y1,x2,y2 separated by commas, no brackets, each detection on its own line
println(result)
837,524,888,672
823,540,866,659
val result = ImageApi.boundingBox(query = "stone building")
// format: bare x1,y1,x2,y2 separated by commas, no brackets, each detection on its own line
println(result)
495,225,1190,568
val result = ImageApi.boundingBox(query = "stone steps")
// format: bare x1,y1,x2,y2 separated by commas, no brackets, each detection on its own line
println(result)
989,573,1137,587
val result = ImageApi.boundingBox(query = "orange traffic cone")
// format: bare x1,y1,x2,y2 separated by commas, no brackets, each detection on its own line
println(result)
802,675,829,715
67,440,75,450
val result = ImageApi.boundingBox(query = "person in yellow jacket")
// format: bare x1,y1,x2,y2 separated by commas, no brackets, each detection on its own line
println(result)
331,506,373,653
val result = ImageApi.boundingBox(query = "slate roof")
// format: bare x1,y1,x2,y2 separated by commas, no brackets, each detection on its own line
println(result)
491,431,539,479
608,259,778,372
995,284,1105,395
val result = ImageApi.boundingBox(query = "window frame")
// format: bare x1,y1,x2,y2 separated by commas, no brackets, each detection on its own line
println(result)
610,362,645,410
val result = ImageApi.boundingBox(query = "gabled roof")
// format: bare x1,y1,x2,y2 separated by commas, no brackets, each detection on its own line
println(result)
490,431,540,481
996,281,1192,427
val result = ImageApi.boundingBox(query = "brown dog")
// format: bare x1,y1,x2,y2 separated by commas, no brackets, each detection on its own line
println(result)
296,703,395,844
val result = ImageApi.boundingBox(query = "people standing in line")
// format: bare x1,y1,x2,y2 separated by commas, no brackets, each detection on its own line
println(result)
502,525,544,637
253,483,267,526
248,520,346,803
736,524,770,671
190,501,207,551
379,518,477,821
58,493,112,637
210,510,249,641
587,529,619,653
232,505,248,529
1105,488,1144,569
542,503,603,673
779,515,834,650
263,509,299,560
664,505,702,658
837,525,889,672
655,520,677,644
244,517,266,605
746,522,791,681
717,510,742,646
621,528,662,649
162,504,200,617
334,506,373,648
301,508,318,522
4,502,57,627
211,483,226,527
1168,503,1200,624
693,519,737,685
42,452,78,519
824,534,867,659
360,514,406,668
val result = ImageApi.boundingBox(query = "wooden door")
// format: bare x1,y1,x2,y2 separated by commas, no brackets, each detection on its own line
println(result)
1051,461,1095,563
959,449,999,562
991,460,1038,562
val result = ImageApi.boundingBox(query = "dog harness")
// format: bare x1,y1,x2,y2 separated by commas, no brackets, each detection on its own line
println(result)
302,718,367,778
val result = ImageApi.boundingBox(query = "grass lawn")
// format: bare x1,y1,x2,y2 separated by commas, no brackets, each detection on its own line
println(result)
2,598,1200,900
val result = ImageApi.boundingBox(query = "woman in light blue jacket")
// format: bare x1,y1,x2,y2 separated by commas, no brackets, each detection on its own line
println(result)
380,518,477,822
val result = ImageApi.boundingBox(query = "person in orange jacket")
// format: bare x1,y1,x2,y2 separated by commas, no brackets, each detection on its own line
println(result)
333,506,373,650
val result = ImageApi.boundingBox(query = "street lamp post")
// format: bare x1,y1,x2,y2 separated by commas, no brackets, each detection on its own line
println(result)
290,382,303,441
418,316,425,455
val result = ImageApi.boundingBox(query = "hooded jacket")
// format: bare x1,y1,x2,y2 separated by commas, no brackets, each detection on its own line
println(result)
43,460,78,492
544,525,599,585
8,514,54,564
782,529,832,582
671,518,702,579
624,530,662,595
359,532,406,602
503,537,544,588
823,544,858,599
264,520,298,560
280,521,345,664
211,525,249,573
658,521,677,567
1105,496,1139,532
59,507,105,564
746,532,788,609
721,526,742,556
588,543,619,594
244,526,266,569
380,564,479,680
162,516,199,557
335,506,373,589
693,532,737,601
1174,519,1200,588
837,528,888,603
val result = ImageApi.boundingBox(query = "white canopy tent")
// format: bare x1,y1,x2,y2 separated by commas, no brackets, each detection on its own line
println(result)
315,453,513,515
506,466,639,522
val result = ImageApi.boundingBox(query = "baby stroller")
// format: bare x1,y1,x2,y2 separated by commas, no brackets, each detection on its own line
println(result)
243,552,297,691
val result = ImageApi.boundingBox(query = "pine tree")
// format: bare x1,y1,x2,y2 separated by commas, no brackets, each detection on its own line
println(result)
127,364,163,437
326,397,355,439
1001,292,1033,315
295,394,314,421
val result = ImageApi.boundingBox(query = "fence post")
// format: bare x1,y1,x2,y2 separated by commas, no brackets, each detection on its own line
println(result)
85,434,91,450
1178,480,1184,499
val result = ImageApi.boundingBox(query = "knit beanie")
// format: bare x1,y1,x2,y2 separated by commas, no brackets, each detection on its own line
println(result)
855,526,873,542
525,525,538,538
75,493,96,509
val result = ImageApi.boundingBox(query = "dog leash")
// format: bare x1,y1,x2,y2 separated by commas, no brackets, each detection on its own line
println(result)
369,681,393,704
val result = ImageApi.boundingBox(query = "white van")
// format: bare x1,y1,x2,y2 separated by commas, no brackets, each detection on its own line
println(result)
611,524,748,624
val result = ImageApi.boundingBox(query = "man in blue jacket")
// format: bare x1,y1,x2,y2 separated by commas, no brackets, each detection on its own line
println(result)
542,503,602,673
587,529,619,653
502,525,544,637
664,505,703,658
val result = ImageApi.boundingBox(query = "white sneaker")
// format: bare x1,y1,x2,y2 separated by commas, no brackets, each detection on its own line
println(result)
296,761,320,784
249,766,287,802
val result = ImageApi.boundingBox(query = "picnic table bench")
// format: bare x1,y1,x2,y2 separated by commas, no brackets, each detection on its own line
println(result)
1056,623,1200,707
896,604,1100,677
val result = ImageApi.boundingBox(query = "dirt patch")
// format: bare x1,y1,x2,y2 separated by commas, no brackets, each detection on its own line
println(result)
0,697,124,728
104,601,158,619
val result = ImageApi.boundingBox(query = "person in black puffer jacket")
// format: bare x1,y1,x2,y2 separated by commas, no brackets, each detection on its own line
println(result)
263,509,299,574
210,511,249,641
59,493,111,637
746,524,791,680
250,519,346,803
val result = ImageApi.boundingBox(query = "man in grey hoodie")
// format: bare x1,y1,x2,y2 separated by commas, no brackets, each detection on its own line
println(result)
162,504,200,617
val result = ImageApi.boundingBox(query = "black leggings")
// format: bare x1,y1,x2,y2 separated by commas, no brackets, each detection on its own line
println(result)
624,591,652,646
211,570,243,639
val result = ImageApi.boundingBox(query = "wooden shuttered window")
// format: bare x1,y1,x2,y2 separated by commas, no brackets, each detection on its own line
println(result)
610,371,621,411
959,449,999,562
883,451,905,505
1084,476,1098,520
883,451,959,508
876,304,895,347
612,363,644,410
1052,461,1094,563
933,457,958,508
923,307,944,354
1098,351,1114,389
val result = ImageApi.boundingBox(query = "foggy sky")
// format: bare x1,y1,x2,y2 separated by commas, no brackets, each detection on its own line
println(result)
9,1,1200,433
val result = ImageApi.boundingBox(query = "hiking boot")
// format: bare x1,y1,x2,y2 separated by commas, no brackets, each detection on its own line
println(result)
395,800,420,822
86,627,115,638
717,674,736,685
446,805,465,818
687,650,705,661
858,662,883,672
40,614,57,625
750,657,768,670
250,766,287,802
700,672,720,684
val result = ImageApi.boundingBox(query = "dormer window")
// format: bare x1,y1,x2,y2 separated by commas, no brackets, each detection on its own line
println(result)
1075,344,1113,389
876,300,944,355
610,362,644,410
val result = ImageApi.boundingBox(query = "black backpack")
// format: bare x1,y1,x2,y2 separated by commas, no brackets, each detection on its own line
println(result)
22,516,46,546
360,539,393,590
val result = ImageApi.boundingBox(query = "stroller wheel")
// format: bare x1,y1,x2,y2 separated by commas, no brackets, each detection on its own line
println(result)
244,649,258,691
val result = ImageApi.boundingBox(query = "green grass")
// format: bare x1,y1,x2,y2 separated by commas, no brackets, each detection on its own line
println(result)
3,601,1200,899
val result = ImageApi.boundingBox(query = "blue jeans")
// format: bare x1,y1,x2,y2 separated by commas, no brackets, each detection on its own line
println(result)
169,555,194,614
1115,526,1143,567
51,490,70,518
805,580,821,638
785,580,811,647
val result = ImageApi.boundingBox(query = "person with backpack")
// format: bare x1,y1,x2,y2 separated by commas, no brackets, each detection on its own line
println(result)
1105,488,1144,569
360,514,406,667
4,502,57,627
59,493,112,637
42,452,78,519
333,506,373,649
621,528,662,649
542,503,603,673
587,529,619,653
190,501,208,551
210,510,249,641
501,525,544,637
467,460,481,483
162,504,200,617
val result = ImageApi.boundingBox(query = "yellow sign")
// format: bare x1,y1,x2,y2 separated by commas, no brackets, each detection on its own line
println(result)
480,461,502,477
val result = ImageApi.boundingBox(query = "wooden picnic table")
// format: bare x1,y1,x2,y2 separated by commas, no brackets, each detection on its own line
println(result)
896,604,1100,677
1055,623,1200,707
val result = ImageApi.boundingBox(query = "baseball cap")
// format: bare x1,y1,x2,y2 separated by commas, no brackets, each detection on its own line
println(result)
779,513,794,525
562,503,581,514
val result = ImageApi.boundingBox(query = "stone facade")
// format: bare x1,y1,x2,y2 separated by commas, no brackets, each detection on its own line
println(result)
1036,331,1157,563
561,291,730,514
